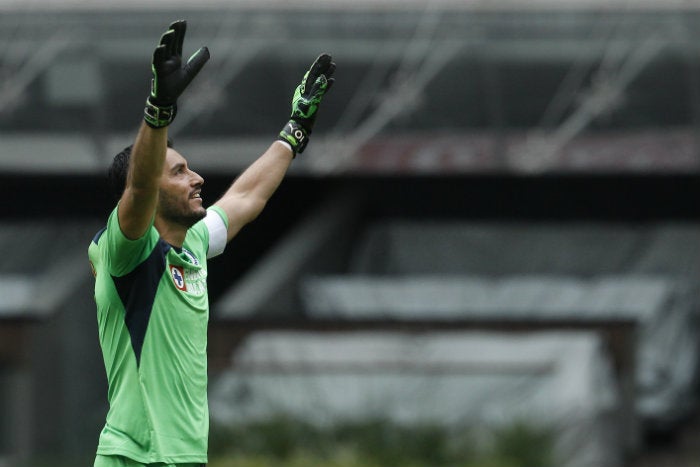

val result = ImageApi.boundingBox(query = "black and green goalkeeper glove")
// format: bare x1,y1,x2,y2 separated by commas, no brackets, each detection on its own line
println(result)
279,53,336,155
144,20,210,128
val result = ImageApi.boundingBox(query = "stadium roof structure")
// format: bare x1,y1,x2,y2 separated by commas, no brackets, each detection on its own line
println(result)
1,1,700,173
4,0,700,11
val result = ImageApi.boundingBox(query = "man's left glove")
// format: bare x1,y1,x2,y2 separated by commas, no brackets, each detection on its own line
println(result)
279,53,336,155
144,20,210,128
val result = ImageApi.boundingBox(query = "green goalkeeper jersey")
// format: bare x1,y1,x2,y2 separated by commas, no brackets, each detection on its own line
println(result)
88,205,228,464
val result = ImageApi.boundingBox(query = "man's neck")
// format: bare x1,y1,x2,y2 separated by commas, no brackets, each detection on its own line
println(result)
154,217,188,248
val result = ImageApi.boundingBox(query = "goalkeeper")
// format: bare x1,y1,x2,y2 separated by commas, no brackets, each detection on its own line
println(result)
88,20,335,467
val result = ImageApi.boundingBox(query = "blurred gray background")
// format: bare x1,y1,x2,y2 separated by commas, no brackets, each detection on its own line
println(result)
3,1,700,466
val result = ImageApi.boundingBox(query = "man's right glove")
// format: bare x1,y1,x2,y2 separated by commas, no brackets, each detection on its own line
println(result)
144,20,210,129
279,53,336,155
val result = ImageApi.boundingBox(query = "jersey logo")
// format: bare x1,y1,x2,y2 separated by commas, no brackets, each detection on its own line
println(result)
169,265,187,291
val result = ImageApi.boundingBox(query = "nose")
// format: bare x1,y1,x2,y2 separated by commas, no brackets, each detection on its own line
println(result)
190,169,204,186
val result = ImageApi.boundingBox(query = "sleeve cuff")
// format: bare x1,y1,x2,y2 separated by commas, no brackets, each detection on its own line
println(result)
204,208,228,259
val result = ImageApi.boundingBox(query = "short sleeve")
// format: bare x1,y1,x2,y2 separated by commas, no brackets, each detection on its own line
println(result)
203,206,228,259
101,205,160,277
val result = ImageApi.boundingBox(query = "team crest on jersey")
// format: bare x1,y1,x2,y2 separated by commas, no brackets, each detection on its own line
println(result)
169,265,187,291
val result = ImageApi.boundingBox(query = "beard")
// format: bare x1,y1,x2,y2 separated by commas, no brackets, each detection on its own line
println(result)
158,189,207,228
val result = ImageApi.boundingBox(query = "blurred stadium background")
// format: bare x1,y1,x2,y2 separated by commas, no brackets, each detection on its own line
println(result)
3,0,700,466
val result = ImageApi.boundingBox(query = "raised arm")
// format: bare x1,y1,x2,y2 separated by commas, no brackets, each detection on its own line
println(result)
118,20,209,239
214,54,336,242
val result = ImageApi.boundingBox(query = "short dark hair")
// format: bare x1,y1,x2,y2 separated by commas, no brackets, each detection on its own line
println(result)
107,139,174,201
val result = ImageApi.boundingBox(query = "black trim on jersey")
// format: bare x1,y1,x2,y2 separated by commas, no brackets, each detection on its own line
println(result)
111,239,172,367
92,227,107,244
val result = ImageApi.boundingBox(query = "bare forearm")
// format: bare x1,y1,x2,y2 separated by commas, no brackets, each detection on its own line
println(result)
214,141,294,236
128,122,168,191
213,53,335,242
118,122,168,239
233,141,293,201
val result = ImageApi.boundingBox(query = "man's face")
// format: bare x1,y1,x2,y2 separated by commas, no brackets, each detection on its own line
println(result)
158,148,206,228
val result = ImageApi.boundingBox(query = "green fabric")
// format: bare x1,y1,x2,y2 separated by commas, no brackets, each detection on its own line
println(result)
94,453,203,467
89,205,227,464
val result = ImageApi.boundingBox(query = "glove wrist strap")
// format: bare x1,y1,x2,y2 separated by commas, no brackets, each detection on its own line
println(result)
144,97,177,128
278,119,309,156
